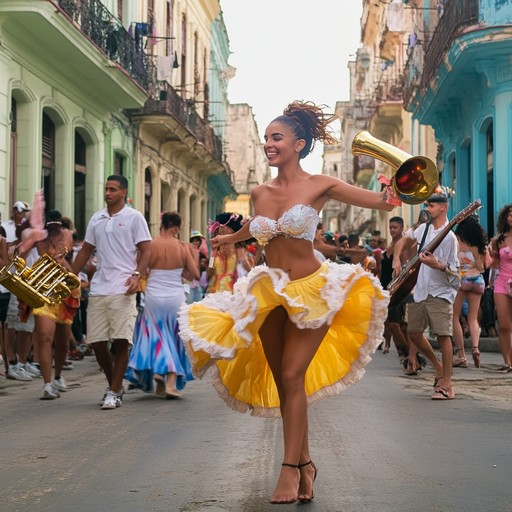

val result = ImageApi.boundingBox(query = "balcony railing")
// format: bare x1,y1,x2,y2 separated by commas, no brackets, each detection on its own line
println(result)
57,0,150,90
140,84,224,164
373,76,404,103
421,0,479,88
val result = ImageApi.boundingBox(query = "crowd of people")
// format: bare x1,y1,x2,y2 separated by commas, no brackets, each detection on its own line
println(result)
3,192,508,398
1,101,512,504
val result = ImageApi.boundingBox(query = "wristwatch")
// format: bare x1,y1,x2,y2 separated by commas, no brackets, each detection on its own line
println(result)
132,271,141,278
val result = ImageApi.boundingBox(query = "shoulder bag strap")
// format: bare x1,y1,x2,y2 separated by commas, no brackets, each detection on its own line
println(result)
417,222,431,253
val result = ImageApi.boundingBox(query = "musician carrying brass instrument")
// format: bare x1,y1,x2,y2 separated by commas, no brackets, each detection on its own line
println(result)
392,192,460,401
30,212,80,400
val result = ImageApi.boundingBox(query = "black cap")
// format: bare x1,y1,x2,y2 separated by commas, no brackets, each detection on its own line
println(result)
426,193,448,204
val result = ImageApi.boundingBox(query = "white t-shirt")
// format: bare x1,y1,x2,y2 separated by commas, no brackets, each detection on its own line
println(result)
1,219,16,243
85,206,151,296
408,220,459,303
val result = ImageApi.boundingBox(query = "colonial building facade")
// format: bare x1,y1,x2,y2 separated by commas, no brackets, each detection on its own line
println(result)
404,0,512,236
0,0,149,237
224,103,270,219
1,0,271,243
325,0,439,239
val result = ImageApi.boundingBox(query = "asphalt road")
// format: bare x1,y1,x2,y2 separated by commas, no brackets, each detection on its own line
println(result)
1,349,511,512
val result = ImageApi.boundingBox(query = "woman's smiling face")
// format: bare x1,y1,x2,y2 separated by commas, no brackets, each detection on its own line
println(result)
264,121,302,167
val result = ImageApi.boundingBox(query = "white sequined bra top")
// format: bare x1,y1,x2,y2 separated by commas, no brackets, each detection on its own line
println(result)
249,204,319,247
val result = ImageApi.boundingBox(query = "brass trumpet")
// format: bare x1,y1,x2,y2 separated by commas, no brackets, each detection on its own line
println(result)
352,130,438,205
0,253,81,309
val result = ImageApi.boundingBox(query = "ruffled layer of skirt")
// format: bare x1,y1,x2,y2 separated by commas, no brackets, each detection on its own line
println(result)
178,261,389,417
125,301,194,393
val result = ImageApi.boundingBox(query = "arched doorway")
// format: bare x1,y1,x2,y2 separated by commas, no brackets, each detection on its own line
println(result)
74,131,87,238
144,167,152,227
486,123,494,237
42,113,56,213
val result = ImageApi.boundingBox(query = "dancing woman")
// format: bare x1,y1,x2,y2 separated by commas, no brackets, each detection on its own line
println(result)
179,101,395,504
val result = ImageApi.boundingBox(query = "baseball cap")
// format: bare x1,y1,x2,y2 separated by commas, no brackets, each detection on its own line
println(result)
13,200,31,212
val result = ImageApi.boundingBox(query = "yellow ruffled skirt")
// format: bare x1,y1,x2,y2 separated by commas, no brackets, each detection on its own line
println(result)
178,261,389,418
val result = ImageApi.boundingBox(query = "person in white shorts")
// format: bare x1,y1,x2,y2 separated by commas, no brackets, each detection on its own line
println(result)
72,175,151,410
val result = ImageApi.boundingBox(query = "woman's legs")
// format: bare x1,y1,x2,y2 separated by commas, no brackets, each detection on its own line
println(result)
466,292,483,367
452,291,467,365
260,307,327,503
494,294,512,369
164,372,181,397
35,316,57,385
53,324,70,378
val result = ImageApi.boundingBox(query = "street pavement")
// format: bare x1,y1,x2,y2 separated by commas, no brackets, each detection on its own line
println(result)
0,347,511,512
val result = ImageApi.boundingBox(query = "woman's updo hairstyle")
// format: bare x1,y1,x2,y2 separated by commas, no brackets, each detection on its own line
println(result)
45,209,64,238
274,101,339,159
161,211,181,230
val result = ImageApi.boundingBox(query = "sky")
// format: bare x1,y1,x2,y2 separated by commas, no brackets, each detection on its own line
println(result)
220,1,363,174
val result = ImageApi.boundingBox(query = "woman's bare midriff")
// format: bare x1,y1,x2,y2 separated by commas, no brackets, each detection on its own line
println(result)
263,237,322,280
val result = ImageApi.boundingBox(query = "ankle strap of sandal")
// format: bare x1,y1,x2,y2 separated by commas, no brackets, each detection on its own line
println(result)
282,462,299,468
298,460,312,468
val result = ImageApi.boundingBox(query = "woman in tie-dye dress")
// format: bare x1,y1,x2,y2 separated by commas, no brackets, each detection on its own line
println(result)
125,212,199,398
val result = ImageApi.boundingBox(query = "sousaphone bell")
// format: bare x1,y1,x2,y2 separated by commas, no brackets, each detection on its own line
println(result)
352,130,438,205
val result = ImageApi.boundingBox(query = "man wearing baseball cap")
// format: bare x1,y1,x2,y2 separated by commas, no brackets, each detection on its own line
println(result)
1,201,31,244
392,191,460,400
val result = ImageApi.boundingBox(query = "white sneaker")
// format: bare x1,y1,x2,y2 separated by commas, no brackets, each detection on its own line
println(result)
99,387,111,405
52,376,67,392
101,391,122,410
23,362,41,378
41,383,60,400
7,363,33,381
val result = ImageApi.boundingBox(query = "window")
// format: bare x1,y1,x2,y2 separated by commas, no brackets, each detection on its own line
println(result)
114,152,125,176
144,168,152,226
181,14,187,89
166,0,173,56
194,31,199,97
9,98,17,207
42,113,56,212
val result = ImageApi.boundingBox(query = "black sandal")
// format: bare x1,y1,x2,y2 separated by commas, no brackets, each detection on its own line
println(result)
298,460,317,503
269,464,299,504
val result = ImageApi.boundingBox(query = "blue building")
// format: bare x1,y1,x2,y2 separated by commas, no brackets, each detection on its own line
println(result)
404,0,512,236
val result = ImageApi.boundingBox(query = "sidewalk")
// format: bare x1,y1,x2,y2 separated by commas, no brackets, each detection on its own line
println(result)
430,334,500,352
0,354,101,395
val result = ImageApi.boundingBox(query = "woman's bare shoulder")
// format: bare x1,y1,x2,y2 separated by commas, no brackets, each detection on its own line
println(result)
252,181,273,195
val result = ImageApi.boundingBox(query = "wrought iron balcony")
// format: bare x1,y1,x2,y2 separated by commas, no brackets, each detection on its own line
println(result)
57,0,150,90
402,49,421,108
136,84,224,165
373,76,404,104
420,0,479,89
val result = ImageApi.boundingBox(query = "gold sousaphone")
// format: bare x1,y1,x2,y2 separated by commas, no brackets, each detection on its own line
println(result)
0,252,80,309
352,131,439,205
